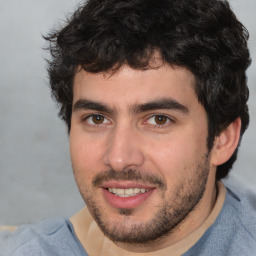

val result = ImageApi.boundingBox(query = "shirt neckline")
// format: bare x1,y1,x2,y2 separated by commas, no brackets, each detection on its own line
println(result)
69,182,226,256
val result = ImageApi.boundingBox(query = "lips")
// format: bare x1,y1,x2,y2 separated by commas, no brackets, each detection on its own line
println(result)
101,181,155,209
108,187,149,197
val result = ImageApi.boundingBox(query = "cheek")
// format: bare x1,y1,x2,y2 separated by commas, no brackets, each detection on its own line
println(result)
69,132,105,182
146,132,207,179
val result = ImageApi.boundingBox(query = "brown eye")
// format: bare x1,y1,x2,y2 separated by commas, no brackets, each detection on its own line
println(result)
92,115,105,124
154,115,168,125
85,114,110,125
146,115,171,127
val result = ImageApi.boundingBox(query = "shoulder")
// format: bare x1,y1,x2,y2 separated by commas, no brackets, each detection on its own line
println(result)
216,182,256,255
0,217,84,256
222,180,256,239
186,181,256,256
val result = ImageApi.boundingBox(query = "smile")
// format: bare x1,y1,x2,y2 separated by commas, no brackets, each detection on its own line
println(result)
108,188,149,197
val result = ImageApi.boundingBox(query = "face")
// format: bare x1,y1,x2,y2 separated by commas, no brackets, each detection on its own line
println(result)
70,64,212,246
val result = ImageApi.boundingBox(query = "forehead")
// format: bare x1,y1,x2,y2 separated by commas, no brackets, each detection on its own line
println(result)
73,64,197,108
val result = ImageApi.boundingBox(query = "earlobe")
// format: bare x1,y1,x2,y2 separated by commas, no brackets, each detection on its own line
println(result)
211,118,241,166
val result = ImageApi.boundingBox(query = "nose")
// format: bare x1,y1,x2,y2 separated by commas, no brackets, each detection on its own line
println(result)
103,125,145,172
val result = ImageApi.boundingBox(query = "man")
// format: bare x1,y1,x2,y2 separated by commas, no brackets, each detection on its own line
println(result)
1,0,255,255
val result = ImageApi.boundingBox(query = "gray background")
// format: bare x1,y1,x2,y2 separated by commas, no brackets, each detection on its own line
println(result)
0,0,255,225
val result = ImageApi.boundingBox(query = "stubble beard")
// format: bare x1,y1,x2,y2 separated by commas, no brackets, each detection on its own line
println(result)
75,153,210,246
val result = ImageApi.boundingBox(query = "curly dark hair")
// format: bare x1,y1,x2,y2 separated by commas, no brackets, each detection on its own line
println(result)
45,0,251,180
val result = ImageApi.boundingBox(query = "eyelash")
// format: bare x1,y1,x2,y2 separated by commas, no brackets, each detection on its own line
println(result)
144,114,174,128
82,114,111,126
82,113,174,128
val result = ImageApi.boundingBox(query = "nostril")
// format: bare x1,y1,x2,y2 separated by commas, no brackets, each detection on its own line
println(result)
103,129,145,171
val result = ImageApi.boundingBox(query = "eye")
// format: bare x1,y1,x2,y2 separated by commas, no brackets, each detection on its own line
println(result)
146,115,172,126
85,114,110,125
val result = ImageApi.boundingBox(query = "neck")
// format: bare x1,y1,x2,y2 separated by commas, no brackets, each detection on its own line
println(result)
70,175,221,255
116,176,217,253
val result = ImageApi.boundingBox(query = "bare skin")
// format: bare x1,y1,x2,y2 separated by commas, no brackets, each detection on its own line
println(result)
69,64,240,253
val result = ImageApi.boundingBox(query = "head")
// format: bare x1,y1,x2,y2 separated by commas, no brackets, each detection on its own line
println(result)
45,0,251,249
46,0,250,180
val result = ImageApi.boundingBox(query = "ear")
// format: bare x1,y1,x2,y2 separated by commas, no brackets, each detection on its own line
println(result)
210,118,241,166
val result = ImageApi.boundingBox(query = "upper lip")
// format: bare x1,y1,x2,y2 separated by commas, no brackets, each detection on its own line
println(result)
100,180,156,190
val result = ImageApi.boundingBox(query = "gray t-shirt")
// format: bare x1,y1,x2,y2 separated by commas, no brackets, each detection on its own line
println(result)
1,185,256,256
0,217,87,256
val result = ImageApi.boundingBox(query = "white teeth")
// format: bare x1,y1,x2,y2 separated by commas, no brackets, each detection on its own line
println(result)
125,188,134,196
107,188,149,197
116,188,124,195
134,188,140,194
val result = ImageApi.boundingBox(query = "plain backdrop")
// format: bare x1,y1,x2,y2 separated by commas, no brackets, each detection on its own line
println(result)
0,0,255,225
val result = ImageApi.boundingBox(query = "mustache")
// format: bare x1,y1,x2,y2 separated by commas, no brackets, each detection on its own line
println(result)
92,169,166,189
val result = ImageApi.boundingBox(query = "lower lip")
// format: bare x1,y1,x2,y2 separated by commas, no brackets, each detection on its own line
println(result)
102,188,155,209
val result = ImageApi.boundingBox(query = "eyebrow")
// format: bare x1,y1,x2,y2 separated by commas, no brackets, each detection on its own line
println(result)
73,99,116,115
72,98,189,115
131,98,189,114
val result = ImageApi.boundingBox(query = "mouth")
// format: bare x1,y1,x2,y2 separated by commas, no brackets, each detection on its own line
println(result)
101,182,155,209
107,187,149,197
